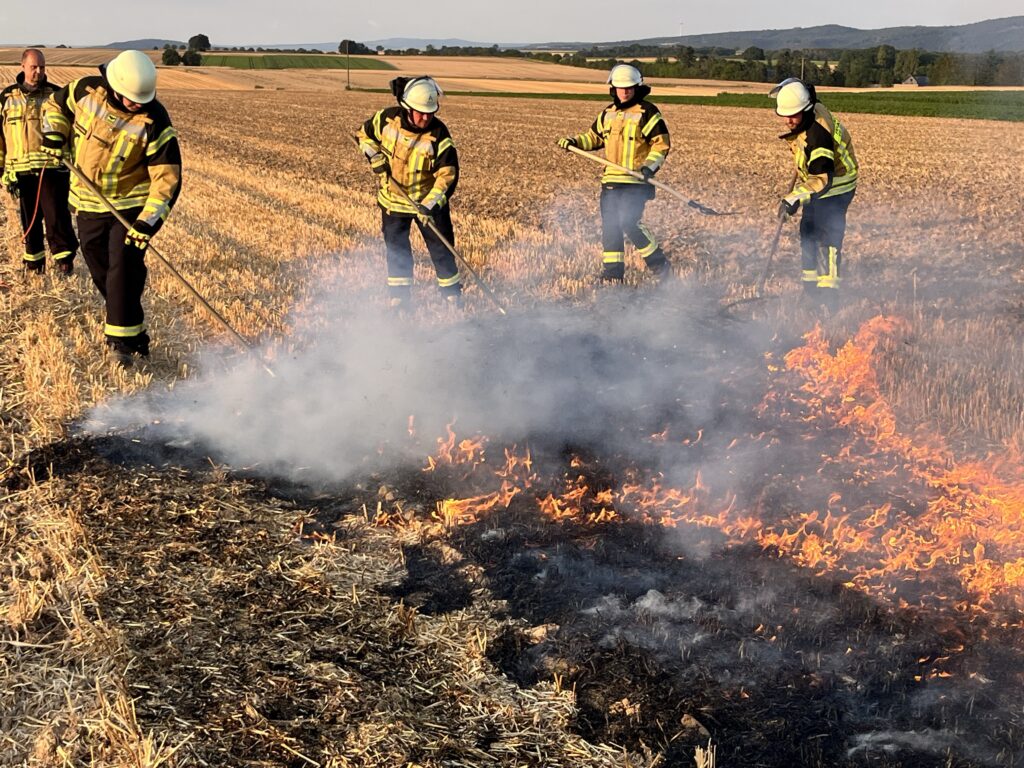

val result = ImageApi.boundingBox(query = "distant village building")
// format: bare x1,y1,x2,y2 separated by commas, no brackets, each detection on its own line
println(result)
902,75,930,86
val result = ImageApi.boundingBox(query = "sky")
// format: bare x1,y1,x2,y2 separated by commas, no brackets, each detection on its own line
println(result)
1,1,1020,47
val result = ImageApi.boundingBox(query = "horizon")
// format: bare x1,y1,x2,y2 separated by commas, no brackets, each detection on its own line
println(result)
0,2,1020,48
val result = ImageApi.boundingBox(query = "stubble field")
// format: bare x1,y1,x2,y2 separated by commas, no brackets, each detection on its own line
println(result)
0,53,802,95
1,86,1023,767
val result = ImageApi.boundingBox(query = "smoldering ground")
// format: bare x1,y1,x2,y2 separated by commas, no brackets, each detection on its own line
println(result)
76,269,1024,766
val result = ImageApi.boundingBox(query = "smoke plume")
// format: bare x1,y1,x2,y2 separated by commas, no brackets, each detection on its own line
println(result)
85,277,771,488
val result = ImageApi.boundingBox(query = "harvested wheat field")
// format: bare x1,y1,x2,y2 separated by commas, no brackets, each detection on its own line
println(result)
0,48,165,66
0,64,310,93
2,87,1024,768
0,53,780,95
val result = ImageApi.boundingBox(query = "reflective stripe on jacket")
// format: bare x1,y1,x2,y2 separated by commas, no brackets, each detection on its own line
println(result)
0,74,63,173
357,106,458,215
783,102,858,204
574,96,670,185
42,72,181,229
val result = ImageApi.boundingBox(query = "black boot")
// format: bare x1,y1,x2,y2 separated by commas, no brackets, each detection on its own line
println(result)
647,259,672,284
106,332,150,368
596,271,624,285
130,331,151,357
106,338,135,369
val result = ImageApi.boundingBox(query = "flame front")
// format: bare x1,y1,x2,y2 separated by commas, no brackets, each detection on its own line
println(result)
405,315,1024,621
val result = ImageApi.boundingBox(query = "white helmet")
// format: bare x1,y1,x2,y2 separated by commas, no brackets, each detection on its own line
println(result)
401,76,442,113
106,50,157,104
772,79,812,116
607,64,642,88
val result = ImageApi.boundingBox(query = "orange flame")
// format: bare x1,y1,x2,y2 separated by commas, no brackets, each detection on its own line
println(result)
409,315,1024,618
762,316,1024,613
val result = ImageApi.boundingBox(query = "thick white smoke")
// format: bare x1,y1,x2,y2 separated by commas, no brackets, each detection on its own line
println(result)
84,275,772,487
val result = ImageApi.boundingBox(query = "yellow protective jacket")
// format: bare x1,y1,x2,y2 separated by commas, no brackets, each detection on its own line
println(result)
0,73,66,173
781,102,858,205
42,69,181,231
571,85,670,185
357,106,458,215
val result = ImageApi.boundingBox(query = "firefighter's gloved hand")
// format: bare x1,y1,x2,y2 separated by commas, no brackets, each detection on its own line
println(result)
415,203,434,225
125,221,155,252
369,153,389,175
778,197,800,219
2,168,17,198
40,134,65,162
557,137,577,150
640,166,656,181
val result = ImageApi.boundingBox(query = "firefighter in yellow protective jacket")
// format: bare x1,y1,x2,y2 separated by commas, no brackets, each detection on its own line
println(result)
772,78,858,307
558,64,670,282
0,49,78,274
357,76,461,309
41,50,181,365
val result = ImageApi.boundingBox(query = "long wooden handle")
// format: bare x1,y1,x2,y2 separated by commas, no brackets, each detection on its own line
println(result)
58,155,275,375
563,144,725,215
755,171,800,297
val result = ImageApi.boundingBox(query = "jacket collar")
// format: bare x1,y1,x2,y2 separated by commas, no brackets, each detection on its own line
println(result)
16,71,48,93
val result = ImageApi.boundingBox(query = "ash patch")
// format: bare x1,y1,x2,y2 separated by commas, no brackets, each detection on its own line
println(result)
3,432,216,492
418,495,1018,768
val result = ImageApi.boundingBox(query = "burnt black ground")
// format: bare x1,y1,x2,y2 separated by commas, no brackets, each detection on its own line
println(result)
11,292,1024,767
20,429,1021,767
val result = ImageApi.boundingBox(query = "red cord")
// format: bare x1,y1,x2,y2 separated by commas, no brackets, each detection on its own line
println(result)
21,163,47,242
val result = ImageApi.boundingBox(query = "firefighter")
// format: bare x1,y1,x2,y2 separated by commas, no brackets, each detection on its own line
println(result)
0,49,78,274
41,50,181,366
558,63,671,282
357,76,461,309
772,78,858,308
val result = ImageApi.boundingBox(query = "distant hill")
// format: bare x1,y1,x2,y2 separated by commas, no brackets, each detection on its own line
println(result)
104,38,184,49
535,16,1024,54
100,17,1024,57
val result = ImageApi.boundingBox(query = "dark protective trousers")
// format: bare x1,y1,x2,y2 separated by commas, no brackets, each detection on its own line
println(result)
15,169,78,267
800,190,854,291
381,205,461,298
599,183,667,280
76,209,150,351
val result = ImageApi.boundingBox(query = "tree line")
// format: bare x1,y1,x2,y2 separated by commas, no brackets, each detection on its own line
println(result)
154,34,1024,86
366,40,1024,87
161,34,210,66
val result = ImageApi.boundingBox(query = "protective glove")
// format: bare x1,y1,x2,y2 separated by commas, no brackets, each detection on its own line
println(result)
369,152,389,175
778,197,800,219
40,134,65,163
557,136,577,150
125,220,155,251
640,166,656,181
2,168,17,198
415,202,434,225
